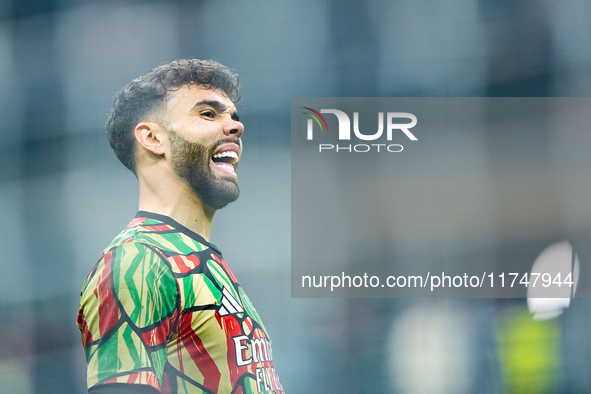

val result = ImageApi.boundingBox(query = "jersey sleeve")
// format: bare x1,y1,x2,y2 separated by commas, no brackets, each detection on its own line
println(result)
77,241,179,391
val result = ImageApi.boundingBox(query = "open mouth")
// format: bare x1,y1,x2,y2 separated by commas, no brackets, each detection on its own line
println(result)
211,149,239,177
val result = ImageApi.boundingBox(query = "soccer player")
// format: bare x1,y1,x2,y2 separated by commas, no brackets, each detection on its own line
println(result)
77,59,284,394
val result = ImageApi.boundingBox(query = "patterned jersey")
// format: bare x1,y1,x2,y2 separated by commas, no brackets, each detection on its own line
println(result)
77,212,284,394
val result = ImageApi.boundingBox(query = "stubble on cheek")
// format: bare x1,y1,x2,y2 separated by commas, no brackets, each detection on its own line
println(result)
167,130,240,210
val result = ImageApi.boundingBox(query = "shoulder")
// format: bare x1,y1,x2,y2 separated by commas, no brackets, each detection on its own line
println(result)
78,238,179,341
88,216,178,284
79,238,178,317
85,238,171,287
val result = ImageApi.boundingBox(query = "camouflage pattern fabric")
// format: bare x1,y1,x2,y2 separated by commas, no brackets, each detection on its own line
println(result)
77,212,284,394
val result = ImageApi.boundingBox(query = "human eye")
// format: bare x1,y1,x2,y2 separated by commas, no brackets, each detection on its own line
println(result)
201,109,216,119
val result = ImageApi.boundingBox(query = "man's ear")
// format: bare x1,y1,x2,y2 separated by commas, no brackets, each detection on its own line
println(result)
134,121,167,156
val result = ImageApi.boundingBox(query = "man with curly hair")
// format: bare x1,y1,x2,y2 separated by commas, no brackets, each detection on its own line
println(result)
77,59,284,394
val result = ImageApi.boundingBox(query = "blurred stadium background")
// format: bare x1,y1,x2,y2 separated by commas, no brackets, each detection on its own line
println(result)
1,0,591,393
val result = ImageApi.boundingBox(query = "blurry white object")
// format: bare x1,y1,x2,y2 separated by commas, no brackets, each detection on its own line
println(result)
387,301,474,394
527,241,579,320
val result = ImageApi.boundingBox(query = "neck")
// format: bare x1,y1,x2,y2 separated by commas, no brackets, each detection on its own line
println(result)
137,167,215,241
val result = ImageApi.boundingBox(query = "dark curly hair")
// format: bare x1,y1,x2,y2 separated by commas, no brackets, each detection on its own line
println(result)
105,59,241,174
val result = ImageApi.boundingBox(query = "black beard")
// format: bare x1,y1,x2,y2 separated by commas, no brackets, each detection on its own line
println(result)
167,129,240,210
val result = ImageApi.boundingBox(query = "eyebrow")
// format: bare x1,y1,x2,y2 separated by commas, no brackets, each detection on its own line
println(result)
191,99,240,121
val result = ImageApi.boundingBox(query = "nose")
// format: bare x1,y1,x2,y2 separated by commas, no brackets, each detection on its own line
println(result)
223,119,244,139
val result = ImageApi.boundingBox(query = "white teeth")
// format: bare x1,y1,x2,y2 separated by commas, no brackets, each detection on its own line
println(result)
216,163,236,173
213,151,238,159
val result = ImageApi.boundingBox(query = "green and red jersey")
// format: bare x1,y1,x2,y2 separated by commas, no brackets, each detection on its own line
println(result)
77,212,284,394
